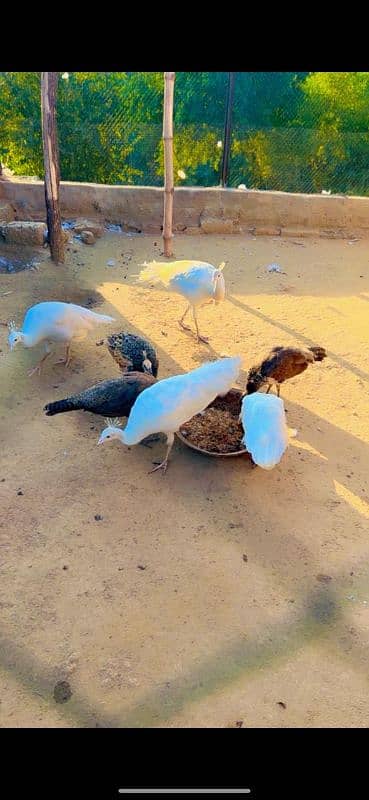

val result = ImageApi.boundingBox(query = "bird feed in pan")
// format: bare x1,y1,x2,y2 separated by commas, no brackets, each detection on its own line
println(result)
180,393,246,454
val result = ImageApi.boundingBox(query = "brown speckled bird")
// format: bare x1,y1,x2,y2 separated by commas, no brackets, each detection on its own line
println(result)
246,345,327,396
103,332,159,377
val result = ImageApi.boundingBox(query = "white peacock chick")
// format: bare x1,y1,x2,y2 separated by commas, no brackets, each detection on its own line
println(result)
8,301,115,376
240,392,290,470
136,260,226,344
98,355,242,474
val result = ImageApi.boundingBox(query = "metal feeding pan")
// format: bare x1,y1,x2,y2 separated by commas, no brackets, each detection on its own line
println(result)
176,388,252,459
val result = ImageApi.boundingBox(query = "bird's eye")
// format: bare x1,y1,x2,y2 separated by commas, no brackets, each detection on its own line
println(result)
106,435,110,439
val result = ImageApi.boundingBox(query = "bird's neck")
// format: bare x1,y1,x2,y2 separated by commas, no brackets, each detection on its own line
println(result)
117,426,143,446
17,331,32,347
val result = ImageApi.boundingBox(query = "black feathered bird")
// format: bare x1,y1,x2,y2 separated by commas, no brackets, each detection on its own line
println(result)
246,345,327,396
101,332,159,377
44,372,156,419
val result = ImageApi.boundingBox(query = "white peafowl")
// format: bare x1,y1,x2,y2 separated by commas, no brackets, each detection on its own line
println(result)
135,260,226,344
240,392,289,470
98,355,242,474
8,301,115,376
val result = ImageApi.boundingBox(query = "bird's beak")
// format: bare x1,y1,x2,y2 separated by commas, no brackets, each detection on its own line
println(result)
97,437,103,445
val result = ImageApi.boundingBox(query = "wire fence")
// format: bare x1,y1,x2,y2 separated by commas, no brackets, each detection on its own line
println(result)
1,71,369,195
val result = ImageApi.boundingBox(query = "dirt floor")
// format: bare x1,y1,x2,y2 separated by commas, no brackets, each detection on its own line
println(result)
0,230,369,728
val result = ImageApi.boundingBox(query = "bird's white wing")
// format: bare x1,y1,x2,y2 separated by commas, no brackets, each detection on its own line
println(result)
136,260,215,287
22,302,114,344
122,356,242,444
62,304,115,333
21,302,72,343
122,374,192,442
169,265,219,303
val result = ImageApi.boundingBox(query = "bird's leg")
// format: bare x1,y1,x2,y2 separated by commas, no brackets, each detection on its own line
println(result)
192,306,209,345
149,433,175,474
55,343,72,368
65,343,72,368
178,304,192,332
266,380,280,396
27,344,52,377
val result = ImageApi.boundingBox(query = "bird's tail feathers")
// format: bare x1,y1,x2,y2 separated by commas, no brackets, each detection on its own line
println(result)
135,261,181,287
44,398,82,416
88,311,115,325
76,306,115,326
196,355,242,395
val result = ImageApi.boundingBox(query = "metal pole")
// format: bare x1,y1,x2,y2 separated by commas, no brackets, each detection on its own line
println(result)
220,72,235,188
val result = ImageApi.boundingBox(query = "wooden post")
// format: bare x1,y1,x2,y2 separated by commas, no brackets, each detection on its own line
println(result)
220,72,236,188
41,72,65,264
163,72,175,257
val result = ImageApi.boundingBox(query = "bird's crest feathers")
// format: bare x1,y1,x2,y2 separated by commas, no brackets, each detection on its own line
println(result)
105,417,122,428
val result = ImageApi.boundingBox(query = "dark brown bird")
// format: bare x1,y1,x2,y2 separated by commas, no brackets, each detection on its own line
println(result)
44,372,156,419
246,345,327,396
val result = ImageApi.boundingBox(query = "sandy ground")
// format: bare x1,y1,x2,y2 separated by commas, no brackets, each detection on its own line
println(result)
0,231,369,728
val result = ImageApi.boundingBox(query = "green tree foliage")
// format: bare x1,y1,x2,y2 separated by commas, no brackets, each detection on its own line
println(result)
0,72,43,176
295,72,369,194
1,71,369,195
